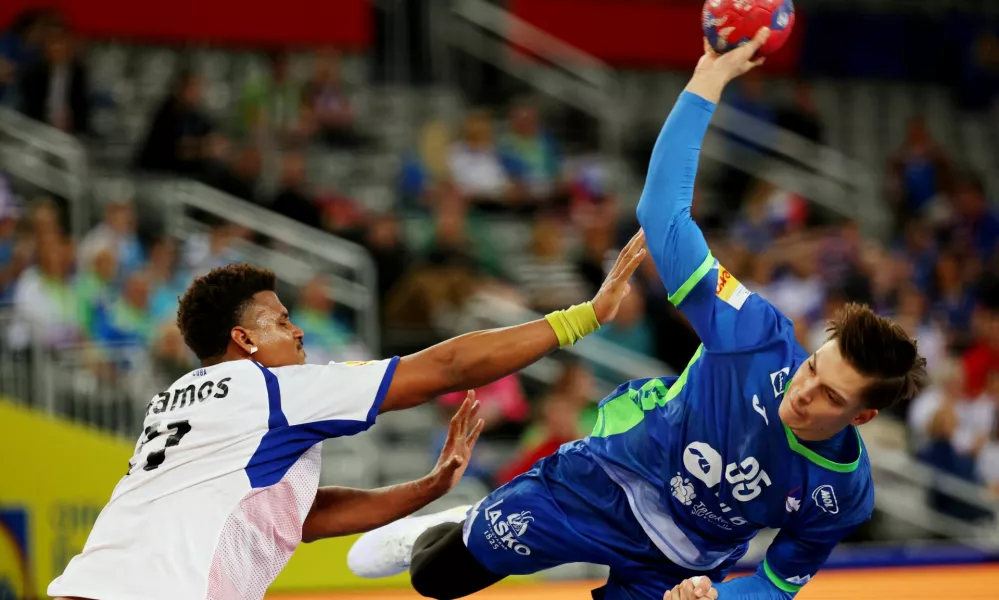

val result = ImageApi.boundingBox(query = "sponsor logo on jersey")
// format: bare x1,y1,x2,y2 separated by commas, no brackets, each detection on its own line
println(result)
785,486,802,513
344,361,375,367
482,500,533,556
786,575,812,585
670,473,697,506
690,501,733,531
811,485,840,514
715,264,750,310
770,368,790,398
752,394,769,426
683,442,723,487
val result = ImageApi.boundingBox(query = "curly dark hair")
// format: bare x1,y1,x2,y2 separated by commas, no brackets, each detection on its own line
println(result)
177,264,277,361
827,303,929,411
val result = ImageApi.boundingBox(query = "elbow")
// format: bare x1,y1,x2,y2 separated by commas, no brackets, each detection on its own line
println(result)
636,194,683,235
636,190,659,230
635,184,681,230
636,198,652,228
423,342,461,396
300,520,323,543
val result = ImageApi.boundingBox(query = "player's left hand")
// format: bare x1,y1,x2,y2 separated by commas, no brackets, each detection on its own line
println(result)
591,229,647,324
665,576,718,600
430,391,485,492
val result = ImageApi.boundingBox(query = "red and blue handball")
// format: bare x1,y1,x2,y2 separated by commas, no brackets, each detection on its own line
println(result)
702,0,795,57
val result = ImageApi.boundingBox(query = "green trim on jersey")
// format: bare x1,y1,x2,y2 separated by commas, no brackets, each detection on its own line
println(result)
668,252,714,306
783,423,863,473
591,392,644,438
763,559,803,593
663,344,704,405
591,345,705,438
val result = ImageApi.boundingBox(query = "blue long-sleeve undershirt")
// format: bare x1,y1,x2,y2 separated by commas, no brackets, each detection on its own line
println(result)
635,91,717,296
715,571,795,600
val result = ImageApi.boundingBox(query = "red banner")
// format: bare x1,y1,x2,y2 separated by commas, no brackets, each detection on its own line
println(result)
509,0,802,73
0,0,371,49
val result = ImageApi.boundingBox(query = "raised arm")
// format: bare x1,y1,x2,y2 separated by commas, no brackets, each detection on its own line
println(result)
302,393,484,541
636,33,767,286
378,230,646,413
635,31,793,353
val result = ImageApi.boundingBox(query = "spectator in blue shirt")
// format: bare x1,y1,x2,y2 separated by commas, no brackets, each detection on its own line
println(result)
0,9,50,106
498,101,562,202
950,172,999,261
887,117,952,230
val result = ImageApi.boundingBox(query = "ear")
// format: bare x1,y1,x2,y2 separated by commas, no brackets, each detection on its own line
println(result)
230,327,256,357
851,408,878,427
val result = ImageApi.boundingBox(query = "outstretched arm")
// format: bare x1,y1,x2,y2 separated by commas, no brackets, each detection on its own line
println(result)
302,478,445,542
379,230,646,413
302,393,484,541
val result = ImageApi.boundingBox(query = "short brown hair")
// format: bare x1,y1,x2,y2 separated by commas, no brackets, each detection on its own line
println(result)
177,263,277,361
827,303,929,411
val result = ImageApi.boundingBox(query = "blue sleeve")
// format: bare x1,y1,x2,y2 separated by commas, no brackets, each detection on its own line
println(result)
720,518,863,599
635,91,788,352
715,572,792,600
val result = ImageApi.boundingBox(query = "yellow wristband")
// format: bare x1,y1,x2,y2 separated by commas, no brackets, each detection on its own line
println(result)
545,302,601,348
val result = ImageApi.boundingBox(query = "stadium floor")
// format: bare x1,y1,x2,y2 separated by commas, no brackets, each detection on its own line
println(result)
273,564,999,599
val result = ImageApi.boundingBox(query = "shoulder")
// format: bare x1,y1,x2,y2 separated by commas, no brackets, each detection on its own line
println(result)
268,358,396,382
598,377,673,404
266,361,336,381
798,455,875,535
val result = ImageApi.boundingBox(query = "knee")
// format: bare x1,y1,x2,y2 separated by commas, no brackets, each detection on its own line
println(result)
410,551,448,599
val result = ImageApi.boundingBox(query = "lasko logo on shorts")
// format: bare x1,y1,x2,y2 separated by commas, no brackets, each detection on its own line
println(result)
482,500,533,556
811,485,839,514
715,264,751,310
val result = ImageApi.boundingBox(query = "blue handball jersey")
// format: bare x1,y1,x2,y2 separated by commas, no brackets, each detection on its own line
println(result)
578,91,876,596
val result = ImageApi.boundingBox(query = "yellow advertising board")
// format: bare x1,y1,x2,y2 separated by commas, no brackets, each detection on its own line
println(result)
0,400,410,597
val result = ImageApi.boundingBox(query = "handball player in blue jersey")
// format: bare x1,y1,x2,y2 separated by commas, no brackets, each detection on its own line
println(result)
349,29,929,600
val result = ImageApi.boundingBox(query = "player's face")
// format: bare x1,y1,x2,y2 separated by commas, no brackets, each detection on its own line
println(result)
241,291,306,367
780,340,877,441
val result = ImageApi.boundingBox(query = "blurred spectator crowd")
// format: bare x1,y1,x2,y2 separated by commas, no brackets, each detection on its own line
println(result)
2,8,999,517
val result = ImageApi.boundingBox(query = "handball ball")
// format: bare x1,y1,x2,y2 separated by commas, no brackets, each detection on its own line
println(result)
702,0,795,57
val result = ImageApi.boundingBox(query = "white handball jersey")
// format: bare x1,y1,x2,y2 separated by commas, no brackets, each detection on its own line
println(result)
48,357,399,600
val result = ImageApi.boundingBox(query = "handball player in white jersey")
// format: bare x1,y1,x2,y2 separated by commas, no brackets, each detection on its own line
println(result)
50,239,646,600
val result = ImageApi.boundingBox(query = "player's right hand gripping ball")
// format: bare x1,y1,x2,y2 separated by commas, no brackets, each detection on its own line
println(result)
702,0,795,57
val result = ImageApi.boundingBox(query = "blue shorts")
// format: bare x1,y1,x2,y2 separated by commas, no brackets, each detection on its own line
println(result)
462,442,738,600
